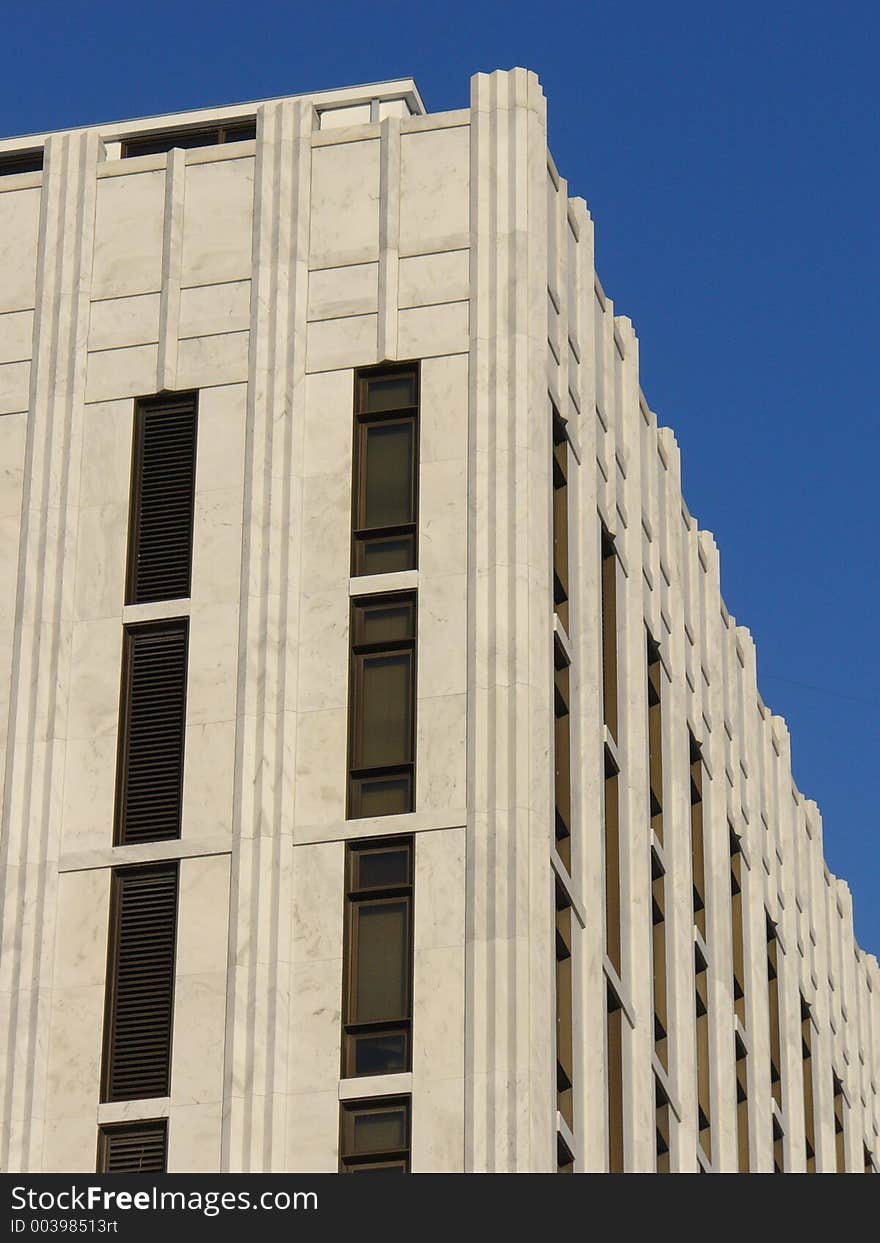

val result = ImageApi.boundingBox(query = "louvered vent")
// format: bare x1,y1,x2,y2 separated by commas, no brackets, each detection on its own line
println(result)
126,394,197,605
116,620,188,846
98,1120,168,1173
103,864,178,1102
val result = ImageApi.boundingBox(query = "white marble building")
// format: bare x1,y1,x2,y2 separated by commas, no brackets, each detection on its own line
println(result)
0,69,877,1174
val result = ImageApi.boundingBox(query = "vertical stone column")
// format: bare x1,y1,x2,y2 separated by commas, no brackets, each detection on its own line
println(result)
465,67,554,1172
222,98,311,1172
0,129,98,1171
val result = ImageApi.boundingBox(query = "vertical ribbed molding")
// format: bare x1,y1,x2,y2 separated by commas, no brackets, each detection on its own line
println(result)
377,114,401,361
156,146,185,391
0,129,98,1171
222,98,311,1172
466,69,553,1172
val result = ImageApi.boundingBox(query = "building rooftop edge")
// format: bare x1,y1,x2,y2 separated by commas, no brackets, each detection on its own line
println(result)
0,77,427,149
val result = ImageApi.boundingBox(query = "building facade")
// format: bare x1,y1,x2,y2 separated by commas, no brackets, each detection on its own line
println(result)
0,69,877,1174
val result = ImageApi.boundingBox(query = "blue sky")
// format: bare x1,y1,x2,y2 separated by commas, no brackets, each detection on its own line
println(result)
4,2,878,950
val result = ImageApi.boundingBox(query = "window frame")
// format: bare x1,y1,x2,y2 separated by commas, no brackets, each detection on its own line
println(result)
120,122,256,159
351,362,420,578
339,1096,411,1173
0,149,43,176
125,391,198,606
342,838,415,1079
347,592,417,820
113,617,189,847
100,862,179,1104
96,1119,168,1174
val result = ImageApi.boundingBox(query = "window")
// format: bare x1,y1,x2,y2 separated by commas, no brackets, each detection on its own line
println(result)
552,412,569,629
695,941,711,1161
342,839,413,1078
555,883,574,1132
115,619,188,846
126,392,198,605
97,1120,167,1173
347,593,416,818
655,1076,671,1173
648,637,669,1075
689,733,706,938
351,364,419,576
554,650,572,872
651,851,668,1071
607,982,624,1172
801,997,816,1172
730,830,746,1026
101,864,178,1102
121,122,256,159
557,1134,574,1174
730,830,749,1171
833,1073,846,1172
0,149,43,176
604,747,621,975
600,531,618,741
689,737,710,1161
647,637,663,843
339,1097,410,1173
735,1027,750,1172
767,917,783,1110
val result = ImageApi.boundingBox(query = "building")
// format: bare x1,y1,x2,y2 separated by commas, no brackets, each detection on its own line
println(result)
0,68,877,1175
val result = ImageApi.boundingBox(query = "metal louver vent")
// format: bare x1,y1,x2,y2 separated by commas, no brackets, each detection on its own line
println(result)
98,1120,168,1173
126,394,197,605
102,864,178,1102
115,619,188,846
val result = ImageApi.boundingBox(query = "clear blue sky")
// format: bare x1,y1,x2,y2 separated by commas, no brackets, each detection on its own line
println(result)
4,2,878,951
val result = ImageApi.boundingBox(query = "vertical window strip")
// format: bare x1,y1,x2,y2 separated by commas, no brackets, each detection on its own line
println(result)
604,751,621,975
647,638,669,1087
651,853,668,1073
339,1097,411,1173
347,593,417,819
101,863,179,1103
554,654,572,872
689,734,706,937
647,638,663,844
555,884,574,1132
689,732,711,1161
97,1120,167,1174
607,983,625,1172
351,364,419,577
125,392,198,605
342,838,414,1078
114,619,189,846
655,1075,671,1173
730,830,750,1171
695,947,712,1162
552,410,575,1171
600,531,618,742
552,413,569,631
767,919,783,1112
801,997,817,1171
833,1073,847,1172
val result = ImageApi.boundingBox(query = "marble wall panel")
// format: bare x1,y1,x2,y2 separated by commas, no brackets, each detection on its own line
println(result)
181,159,255,287
399,126,469,255
0,186,41,313
309,140,380,268
398,250,469,309
179,281,251,340
0,309,34,363
92,171,165,299
88,294,160,352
